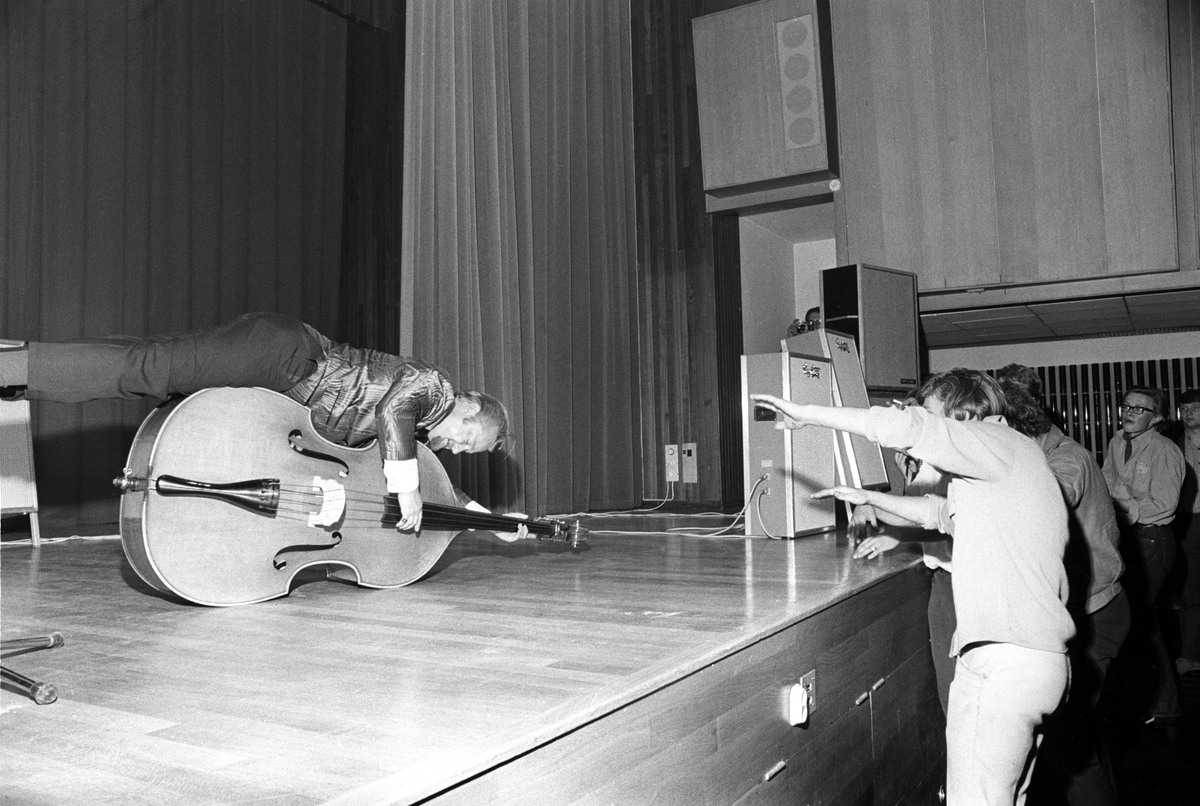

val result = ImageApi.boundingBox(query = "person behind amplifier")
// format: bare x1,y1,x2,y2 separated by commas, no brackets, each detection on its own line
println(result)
996,364,1128,806
786,306,822,337
0,312,527,539
1101,386,1184,726
752,368,1073,806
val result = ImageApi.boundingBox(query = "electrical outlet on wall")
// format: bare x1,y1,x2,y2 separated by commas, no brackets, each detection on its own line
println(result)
681,443,698,483
664,444,680,482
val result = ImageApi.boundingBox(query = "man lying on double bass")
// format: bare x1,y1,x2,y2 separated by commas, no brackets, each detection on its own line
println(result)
0,312,527,540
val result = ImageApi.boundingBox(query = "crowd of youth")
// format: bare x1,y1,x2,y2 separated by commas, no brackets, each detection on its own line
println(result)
752,368,1200,806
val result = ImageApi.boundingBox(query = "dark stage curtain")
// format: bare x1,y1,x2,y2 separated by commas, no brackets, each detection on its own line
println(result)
308,0,399,32
1,0,346,531
401,0,641,517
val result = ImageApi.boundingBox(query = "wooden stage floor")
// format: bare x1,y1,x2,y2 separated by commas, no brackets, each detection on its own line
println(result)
1,526,928,805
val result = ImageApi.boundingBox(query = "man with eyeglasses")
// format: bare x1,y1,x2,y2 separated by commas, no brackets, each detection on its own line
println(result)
1101,387,1184,727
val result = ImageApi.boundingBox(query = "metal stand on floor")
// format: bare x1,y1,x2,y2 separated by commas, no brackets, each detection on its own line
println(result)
1,633,65,704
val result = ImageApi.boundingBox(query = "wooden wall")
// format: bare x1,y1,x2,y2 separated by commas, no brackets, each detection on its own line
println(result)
631,0,749,506
630,0,1200,510
1171,0,1200,272
830,0,1179,290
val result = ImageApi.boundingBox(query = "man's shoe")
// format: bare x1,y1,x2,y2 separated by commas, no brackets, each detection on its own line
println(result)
1143,714,1182,727
1177,657,1200,676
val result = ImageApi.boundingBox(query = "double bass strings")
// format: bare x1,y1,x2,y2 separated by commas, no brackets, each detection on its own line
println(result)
269,483,541,533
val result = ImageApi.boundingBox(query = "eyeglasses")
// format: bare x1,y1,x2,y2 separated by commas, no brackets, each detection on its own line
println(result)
1119,404,1155,416
1182,405,1200,415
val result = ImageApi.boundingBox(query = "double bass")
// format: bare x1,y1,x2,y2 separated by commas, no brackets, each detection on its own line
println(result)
114,387,586,606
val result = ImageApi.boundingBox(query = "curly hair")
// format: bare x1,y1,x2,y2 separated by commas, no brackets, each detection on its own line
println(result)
995,364,1051,437
913,368,1006,422
998,381,1051,437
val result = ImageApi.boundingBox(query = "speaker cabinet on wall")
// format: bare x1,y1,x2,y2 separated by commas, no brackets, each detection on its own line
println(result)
820,264,920,391
692,0,837,212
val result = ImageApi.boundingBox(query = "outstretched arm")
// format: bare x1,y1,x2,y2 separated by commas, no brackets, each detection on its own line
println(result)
455,491,531,542
813,486,947,530
751,394,873,438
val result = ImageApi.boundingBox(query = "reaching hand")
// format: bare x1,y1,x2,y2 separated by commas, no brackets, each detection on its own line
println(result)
749,394,810,430
811,485,871,506
494,513,530,543
397,489,423,532
849,502,879,542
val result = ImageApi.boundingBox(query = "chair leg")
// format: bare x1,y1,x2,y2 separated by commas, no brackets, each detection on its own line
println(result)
1,633,64,705
0,664,57,704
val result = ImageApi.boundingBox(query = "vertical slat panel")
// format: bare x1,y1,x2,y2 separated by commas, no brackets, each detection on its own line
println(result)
1003,353,1200,465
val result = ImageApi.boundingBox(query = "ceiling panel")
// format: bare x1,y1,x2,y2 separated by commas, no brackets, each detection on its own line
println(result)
919,288,1200,347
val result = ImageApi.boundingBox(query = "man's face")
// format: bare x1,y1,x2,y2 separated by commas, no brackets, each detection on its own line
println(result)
1120,393,1161,436
1181,401,1200,432
427,406,498,454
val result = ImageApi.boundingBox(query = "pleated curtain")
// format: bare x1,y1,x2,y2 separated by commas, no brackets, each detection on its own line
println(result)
1,0,347,530
401,0,642,517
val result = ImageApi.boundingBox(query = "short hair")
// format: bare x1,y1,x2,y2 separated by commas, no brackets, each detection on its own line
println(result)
1180,388,1200,407
1126,387,1166,419
457,390,513,453
995,364,1051,437
913,368,1006,422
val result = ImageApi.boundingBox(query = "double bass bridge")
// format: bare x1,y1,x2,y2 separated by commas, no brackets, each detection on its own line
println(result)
307,476,346,527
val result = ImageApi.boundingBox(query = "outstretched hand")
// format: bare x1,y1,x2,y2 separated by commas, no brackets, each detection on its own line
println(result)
749,394,810,430
494,513,531,543
811,485,871,506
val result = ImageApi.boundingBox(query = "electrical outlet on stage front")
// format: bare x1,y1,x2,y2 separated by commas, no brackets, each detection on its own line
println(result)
664,444,680,482
681,443,697,483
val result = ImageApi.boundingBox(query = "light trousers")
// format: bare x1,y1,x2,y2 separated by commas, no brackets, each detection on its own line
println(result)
947,642,1069,806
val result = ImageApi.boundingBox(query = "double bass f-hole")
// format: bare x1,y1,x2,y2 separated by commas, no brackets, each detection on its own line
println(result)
288,429,349,476
274,532,343,570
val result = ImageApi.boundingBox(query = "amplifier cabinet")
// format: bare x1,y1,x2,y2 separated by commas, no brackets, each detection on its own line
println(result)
741,352,835,537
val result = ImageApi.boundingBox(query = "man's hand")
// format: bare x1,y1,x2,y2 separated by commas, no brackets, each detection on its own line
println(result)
749,394,811,430
463,500,530,542
853,534,900,560
494,513,530,543
812,485,871,506
849,502,879,543
396,490,423,532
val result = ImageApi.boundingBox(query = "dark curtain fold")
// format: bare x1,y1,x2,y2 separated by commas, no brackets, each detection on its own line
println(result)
307,0,399,32
402,0,641,516
1,0,347,531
